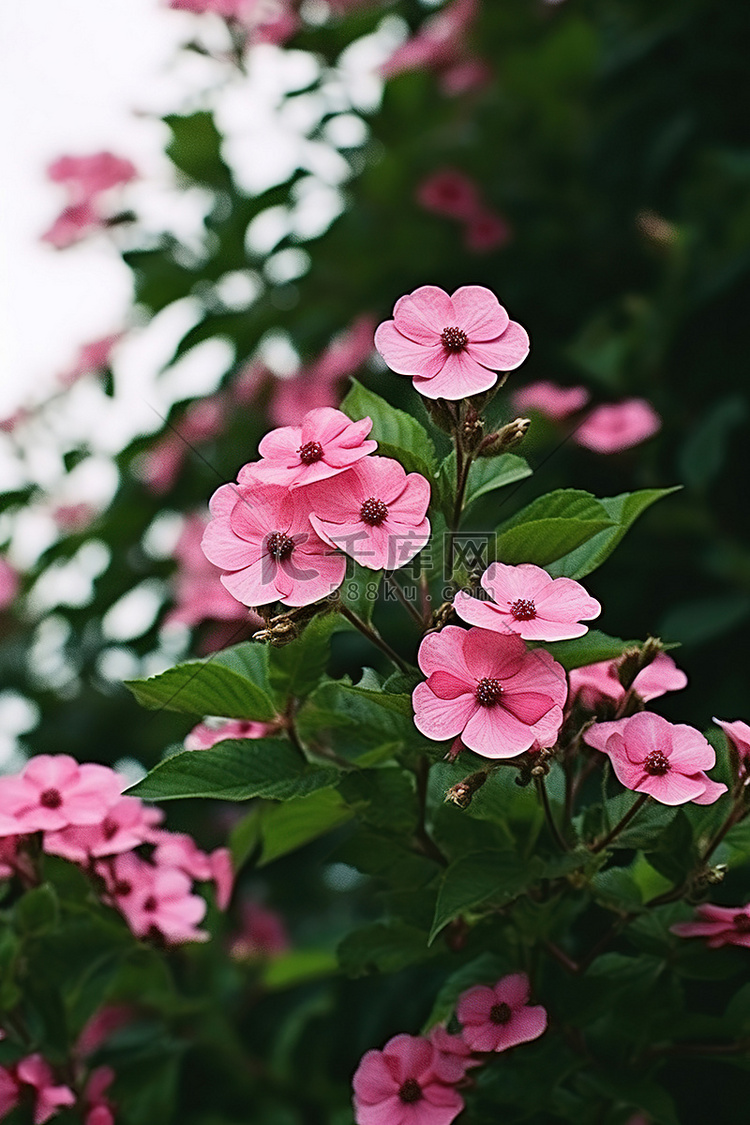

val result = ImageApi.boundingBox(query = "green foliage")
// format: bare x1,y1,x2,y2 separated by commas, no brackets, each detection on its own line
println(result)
494,489,614,566
341,380,438,481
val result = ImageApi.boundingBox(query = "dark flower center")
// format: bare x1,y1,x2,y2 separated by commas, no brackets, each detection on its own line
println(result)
143,895,158,913
734,913,750,933
113,880,132,898
440,326,468,352
298,440,324,465
644,750,671,776
398,1078,423,1105
476,677,503,707
490,1002,512,1025
102,817,118,841
510,598,536,621
39,788,62,809
360,497,388,526
266,531,295,561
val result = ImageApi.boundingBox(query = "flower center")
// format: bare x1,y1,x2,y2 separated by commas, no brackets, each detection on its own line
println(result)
360,497,388,527
734,913,750,933
440,326,468,352
398,1079,423,1105
39,788,62,809
490,1002,512,1025
266,531,295,561
102,817,118,841
113,880,132,898
644,750,671,776
475,677,503,707
509,598,536,621
298,440,324,465
143,895,158,913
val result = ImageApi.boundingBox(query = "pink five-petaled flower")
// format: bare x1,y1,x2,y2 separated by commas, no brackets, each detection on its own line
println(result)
512,380,590,421
427,1026,480,1083
568,652,687,711
413,626,567,759
47,153,136,202
15,1054,76,1125
305,456,431,572
0,755,123,834
201,480,346,608
43,796,162,863
574,399,661,454
583,712,728,806
248,407,377,489
101,853,209,944
454,562,601,642
375,285,529,401
352,1034,464,1125
714,718,750,781
150,830,235,910
185,718,276,749
456,973,547,1053
670,903,750,949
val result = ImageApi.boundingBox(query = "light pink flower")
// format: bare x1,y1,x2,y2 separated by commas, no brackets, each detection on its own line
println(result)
59,333,122,387
202,479,346,608
43,796,162,863
151,830,235,909
454,562,601,642
671,903,750,949
52,503,96,532
0,557,19,611
305,456,431,571
456,973,547,1053
0,756,123,834
464,210,511,253
569,653,688,711
166,513,259,629
232,360,272,404
101,852,208,944
427,1026,479,1083
41,201,101,249
47,153,136,203
714,718,750,781
250,408,377,489
270,316,375,426
584,712,728,806
185,718,274,749
413,626,567,759
574,399,661,453
170,0,299,41
375,285,529,400
230,899,290,960
352,1034,464,1125
381,0,476,80
16,1055,76,1125
416,170,481,220
512,380,590,421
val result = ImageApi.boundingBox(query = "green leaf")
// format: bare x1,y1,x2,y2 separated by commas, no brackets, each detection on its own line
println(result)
338,922,434,977
494,490,613,566
299,679,423,762
261,949,338,989
536,630,640,671
439,451,532,515
338,767,418,834
430,851,536,943
125,642,276,721
547,487,680,579
126,739,339,802
231,787,354,868
678,394,747,491
341,380,438,480
164,111,232,187
422,952,510,1029
15,884,59,936
268,614,335,702
590,866,644,912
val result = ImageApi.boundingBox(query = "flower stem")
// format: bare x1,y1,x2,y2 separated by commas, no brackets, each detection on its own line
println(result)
536,775,570,852
338,604,410,674
414,757,449,867
591,792,650,853
385,575,424,628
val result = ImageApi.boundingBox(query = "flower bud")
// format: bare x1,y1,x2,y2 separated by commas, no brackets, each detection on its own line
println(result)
477,417,530,457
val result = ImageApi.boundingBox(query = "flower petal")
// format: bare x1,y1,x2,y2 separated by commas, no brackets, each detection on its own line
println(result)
451,286,509,340
393,286,455,342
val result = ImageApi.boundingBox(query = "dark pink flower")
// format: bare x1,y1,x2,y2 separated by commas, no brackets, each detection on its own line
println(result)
0,756,123,834
52,503,96,532
170,0,299,41
464,210,511,253
381,0,476,80
416,170,481,220
456,973,547,1053
101,853,208,944
201,479,346,608
82,1066,115,1125
454,562,601,642
166,513,260,629
671,903,750,948
185,718,275,749
512,380,590,421
352,1034,464,1125
151,830,235,909
305,456,431,571
41,201,101,249
0,1066,20,1119
375,285,529,400
232,360,272,404
76,1006,134,1058
413,626,567,758
230,899,290,960
584,712,728,806
43,796,162,862
574,399,661,453
0,557,19,611
440,57,493,96
714,718,750,781
250,408,377,489
15,1055,75,1125
569,653,687,711
47,153,136,202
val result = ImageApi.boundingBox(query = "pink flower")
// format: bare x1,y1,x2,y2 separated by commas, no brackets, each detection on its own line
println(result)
375,285,529,400
232,360,272,404
151,830,235,909
381,0,476,80
230,899,290,960
0,756,123,834
512,380,590,421
52,503,96,532
464,210,511,253
0,1066,20,1119
0,557,19,611
584,712,728,806
416,170,481,220
413,626,567,759
569,653,688,711
201,479,346,608
76,1006,134,1058
47,153,136,203
185,718,275,749
671,903,750,949
714,718,750,780
454,562,601,642
456,973,547,1053
82,1066,116,1125
59,334,121,387
166,513,260,629
269,316,375,426
352,1034,464,1125
41,201,101,248
170,0,299,41
574,399,661,453
427,1026,479,1083
305,456,431,571
440,57,493,96
43,796,162,862
250,408,377,489
101,853,208,944
140,398,226,494
16,1055,75,1125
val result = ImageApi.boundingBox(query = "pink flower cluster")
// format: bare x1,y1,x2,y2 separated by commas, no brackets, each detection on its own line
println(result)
0,1055,75,1125
42,153,136,249
0,755,233,943
353,973,546,1124
375,285,529,401
511,380,661,453
201,406,431,608
169,0,299,45
417,169,510,254
381,0,491,98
